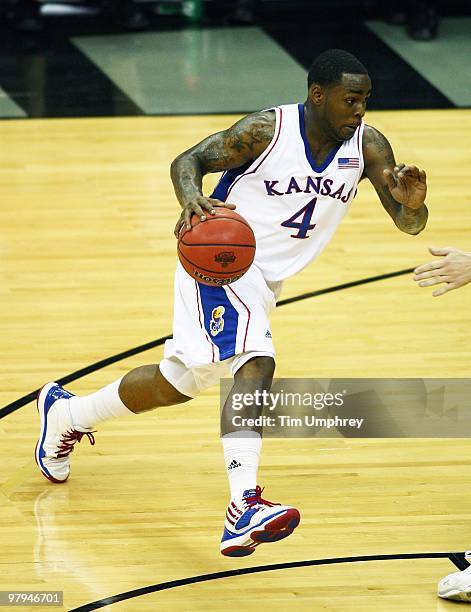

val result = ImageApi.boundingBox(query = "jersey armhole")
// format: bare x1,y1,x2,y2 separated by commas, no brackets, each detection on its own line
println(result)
357,122,366,177
244,106,283,173
212,107,283,201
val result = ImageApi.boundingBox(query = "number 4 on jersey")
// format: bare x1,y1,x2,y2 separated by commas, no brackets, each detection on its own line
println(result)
281,197,317,239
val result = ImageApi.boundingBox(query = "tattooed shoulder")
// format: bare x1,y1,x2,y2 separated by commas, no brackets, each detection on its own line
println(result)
194,111,276,173
224,111,276,155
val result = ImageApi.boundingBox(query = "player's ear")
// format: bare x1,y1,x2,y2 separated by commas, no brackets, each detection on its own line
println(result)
308,83,324,106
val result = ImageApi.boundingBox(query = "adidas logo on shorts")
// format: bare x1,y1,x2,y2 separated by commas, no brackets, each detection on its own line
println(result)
228,459,242,470
265,330,272,338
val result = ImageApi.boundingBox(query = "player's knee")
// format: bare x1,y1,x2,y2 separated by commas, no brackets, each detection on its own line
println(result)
155,365,192,407
235,356,275,386
157,386,192,407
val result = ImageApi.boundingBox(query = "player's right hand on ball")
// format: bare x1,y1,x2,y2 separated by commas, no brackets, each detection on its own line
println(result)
174,197,236,238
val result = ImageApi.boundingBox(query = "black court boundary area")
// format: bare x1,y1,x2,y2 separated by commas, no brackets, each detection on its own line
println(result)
0,35,143,119
0,267,414,420
69,552,468,611
0,12,457,118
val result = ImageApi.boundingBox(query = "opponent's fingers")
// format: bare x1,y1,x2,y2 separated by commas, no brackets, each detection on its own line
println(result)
428,246,453,256
414,260,444,275
418,276,449,287
433,284,454,297
414,268,446,281
394,163,406,172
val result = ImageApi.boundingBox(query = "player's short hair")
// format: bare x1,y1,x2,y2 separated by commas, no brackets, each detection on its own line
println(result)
307,49,368,88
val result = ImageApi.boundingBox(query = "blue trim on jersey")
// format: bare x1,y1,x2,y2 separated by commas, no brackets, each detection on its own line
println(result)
211,161,252,200
198,283,239,360
298,103,341,174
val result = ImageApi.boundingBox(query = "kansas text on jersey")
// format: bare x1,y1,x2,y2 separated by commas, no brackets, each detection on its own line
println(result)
211,103,365,282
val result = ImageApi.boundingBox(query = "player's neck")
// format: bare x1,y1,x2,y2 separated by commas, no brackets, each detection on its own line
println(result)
303,103,338,158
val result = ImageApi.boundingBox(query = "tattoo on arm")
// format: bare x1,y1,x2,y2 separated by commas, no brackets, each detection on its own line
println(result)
363,125,396,168
224,115,275,159
396,201,428,234
170,111,275,206
380,183,399,218
380,184,428,234
364,125,426,234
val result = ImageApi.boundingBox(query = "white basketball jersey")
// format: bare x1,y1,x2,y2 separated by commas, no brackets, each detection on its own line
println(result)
211,103,364,282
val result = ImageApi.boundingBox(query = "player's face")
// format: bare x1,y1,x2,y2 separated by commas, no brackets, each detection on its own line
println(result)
322,73,372,142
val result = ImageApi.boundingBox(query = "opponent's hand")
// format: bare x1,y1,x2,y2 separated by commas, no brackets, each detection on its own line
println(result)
383,164,427,210
413,246,471,297
174,197,236,238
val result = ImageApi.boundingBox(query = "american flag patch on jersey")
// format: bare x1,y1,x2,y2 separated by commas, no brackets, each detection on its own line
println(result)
338,157,359,169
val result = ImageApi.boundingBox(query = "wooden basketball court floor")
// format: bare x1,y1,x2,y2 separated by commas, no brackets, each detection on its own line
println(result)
0,109,470,611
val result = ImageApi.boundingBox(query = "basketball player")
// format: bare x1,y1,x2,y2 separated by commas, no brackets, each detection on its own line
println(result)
414,246,471,601
414,246,471,296
35,49,428,557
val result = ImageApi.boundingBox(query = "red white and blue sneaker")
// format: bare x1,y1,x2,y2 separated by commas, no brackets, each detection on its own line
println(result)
220,485,300,557
35,382,95,483
438,552,471,602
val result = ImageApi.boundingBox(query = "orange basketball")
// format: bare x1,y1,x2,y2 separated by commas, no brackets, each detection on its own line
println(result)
177,208,256,286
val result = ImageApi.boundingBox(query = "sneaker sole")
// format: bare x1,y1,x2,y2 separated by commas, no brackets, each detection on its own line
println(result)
221,508,300,557
34,382,68,484
438,588,471,602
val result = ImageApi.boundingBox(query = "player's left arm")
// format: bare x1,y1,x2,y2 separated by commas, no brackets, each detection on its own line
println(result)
362,125,428,235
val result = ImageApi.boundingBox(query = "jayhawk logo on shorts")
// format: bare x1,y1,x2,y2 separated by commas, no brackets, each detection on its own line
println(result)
210,306,225,337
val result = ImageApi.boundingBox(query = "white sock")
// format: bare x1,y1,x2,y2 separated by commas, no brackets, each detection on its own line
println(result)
69,377,131,429
222,431,261,504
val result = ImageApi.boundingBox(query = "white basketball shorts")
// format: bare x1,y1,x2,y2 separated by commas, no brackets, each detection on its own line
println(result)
159,262,280,398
